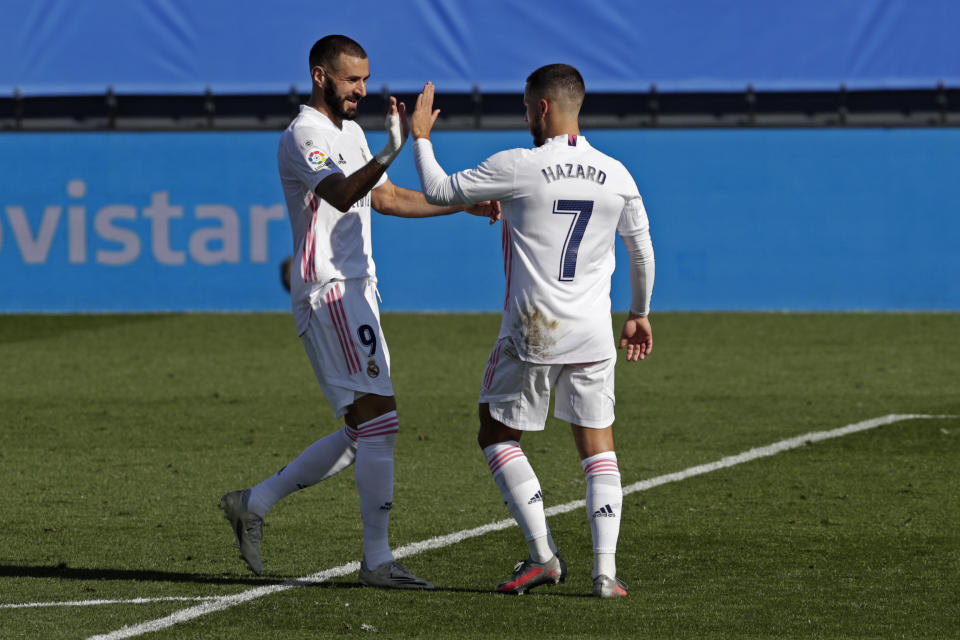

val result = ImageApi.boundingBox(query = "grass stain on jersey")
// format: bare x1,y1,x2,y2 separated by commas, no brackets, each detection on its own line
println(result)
514,304,559,359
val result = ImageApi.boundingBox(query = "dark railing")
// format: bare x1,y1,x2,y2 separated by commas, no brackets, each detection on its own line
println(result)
1,84,956,131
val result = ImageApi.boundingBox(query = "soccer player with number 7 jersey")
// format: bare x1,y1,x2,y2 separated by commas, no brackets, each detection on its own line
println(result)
411,64,655,598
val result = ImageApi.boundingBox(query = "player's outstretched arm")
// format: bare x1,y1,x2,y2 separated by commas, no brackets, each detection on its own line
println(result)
619,313,653,362
372,82,500,221
371,180,500,222
410,81,463,205
315,97,408,212
411,81,513,210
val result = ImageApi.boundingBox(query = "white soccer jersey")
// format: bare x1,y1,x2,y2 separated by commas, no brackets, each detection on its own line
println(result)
417,134,652,364
278,105,387,334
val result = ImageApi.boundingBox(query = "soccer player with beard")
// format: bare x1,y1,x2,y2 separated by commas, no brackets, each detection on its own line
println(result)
411,65,655,598
220,34,498,589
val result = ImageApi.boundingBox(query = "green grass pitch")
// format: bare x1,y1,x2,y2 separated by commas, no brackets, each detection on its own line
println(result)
1,312,958,639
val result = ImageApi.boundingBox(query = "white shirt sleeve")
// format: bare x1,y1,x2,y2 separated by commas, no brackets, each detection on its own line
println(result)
414,138,516,205
618,194,655,316
286,124,344,191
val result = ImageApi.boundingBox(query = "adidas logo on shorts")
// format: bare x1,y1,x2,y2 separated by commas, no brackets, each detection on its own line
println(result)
528,490,543,505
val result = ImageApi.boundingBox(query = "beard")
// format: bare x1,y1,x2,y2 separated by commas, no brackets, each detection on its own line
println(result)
324,77,359,120
529,118,546,147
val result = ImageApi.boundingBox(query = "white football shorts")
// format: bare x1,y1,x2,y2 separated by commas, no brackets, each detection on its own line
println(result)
300,278,394,418
478,337,615,430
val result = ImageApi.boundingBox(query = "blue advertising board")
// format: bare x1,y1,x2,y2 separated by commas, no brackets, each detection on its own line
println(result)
1,129,958,312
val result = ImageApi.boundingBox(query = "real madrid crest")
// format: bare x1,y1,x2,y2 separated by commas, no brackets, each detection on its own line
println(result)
367,359,380,378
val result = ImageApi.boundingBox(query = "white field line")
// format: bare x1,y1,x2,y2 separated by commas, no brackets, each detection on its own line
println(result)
0,597,221,609
62,412,950,639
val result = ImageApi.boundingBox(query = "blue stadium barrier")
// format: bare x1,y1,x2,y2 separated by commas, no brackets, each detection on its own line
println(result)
1,129,957,312
2,1,958,95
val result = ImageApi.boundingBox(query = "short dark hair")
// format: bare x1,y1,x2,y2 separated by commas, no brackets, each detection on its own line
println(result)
526,64,585,110
309,35,367,72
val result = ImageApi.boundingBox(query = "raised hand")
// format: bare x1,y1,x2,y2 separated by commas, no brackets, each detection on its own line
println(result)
375,96,407,167
411,81,442,139
397,99,409,142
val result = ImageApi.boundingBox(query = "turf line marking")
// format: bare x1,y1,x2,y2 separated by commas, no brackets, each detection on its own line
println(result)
88,413,953,640
1,597,220,609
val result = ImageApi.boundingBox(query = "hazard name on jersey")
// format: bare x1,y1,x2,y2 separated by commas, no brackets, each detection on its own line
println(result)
540,163,607,185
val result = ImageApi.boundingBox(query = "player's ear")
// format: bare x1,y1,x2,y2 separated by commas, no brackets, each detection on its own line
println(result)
311,65,326,88
539,97,549,119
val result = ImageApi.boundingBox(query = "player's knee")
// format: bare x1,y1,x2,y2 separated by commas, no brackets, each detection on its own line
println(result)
477,404,493,448
477,403,520,449
477,427,497,449
571,424,615,459
346,393,397,425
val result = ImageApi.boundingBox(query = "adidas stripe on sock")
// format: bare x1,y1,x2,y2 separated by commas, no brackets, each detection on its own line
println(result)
582,451,622,579
484,441,552,563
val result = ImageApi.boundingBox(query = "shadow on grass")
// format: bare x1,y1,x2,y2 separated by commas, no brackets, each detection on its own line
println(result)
2,565,594,598
429,585,593,598
297,581,592,598
0,563,284,586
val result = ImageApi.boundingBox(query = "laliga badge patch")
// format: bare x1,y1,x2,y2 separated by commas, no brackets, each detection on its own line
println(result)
307,149,327,169
367,359,380,378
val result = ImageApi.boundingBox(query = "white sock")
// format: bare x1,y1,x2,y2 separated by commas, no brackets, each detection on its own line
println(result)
355,411,399,569
484,441,552,563
246,427,357,517
582,451,622,579
545,526,560,556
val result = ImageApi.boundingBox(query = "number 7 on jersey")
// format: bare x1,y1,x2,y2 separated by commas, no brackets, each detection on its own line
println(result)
553,199,594,281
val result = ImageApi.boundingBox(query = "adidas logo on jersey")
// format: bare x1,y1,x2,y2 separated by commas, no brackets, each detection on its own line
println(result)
592,504,616,518
528,490,543,505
